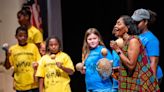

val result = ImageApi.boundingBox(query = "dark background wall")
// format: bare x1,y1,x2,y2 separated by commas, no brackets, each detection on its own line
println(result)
40,0,163,92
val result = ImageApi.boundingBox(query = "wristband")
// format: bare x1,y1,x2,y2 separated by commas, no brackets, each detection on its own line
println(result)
117,51,121,55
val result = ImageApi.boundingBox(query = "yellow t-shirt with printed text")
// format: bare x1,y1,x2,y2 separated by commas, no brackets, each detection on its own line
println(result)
28,26,43,44
36,51,75,92
9,43,41,90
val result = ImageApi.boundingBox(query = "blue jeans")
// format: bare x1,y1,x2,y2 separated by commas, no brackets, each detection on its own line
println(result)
86,88,112,92
16,88,39,92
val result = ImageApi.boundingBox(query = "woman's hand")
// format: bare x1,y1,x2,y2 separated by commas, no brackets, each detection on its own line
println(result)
111,67,120,80
110,40,120,51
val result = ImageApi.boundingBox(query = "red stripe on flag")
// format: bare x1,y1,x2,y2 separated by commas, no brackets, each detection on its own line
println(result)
30,0,43,32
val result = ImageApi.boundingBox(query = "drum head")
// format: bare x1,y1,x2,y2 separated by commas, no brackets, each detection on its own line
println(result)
96,58,113,80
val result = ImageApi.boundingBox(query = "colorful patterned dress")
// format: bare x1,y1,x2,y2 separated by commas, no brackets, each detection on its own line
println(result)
118,36,160,92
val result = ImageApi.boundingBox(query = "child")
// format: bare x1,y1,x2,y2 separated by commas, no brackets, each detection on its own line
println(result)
36,36,75,92
39,41,46,56
3,26,41,92
17,7,43,51
79,28,114,92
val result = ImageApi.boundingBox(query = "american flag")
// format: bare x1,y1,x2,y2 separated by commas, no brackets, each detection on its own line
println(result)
23,0,43,32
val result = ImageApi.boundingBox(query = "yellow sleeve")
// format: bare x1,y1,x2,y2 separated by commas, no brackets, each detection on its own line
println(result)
63,53,75,72
36,58,45,77
33,28,43,44
34,44,41,61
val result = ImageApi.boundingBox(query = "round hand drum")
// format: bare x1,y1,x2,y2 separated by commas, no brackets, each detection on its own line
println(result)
96,58,113,80
96,48,113,80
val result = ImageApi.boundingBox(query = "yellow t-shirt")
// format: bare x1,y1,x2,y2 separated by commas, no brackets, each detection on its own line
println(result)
9,43,41,90
28,26,43,44
36,52,75,92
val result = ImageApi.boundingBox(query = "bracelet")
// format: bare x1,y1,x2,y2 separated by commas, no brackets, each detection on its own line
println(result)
117,51,121,55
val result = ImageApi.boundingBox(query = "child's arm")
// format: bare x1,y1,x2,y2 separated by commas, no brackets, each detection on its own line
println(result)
39,77,44,92
3,49,11,69
76,62,86,74
56,62,74,75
